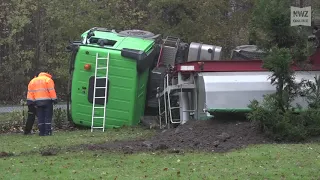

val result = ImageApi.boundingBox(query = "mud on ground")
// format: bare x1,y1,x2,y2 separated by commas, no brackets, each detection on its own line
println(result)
76,119,272,154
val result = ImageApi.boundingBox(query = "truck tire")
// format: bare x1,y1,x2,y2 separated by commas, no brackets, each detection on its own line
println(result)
118,29,155,38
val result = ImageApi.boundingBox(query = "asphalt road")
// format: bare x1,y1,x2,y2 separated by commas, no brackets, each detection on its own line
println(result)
0,104,68,113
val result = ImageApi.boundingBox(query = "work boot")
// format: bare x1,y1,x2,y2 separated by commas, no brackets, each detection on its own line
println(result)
24,132,32,135
24,130,35,135
39,123,46,136
39,130,46,136
46,129,52,136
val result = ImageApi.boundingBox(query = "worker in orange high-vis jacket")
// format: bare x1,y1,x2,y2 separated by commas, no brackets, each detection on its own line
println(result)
28,72,58,136
25,71,41,135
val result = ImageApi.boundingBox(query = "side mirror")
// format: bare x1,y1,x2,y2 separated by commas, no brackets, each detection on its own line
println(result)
66,41,82,52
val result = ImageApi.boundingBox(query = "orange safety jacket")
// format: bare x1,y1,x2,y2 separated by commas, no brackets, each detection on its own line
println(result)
27,72,57,105
26,76,38,105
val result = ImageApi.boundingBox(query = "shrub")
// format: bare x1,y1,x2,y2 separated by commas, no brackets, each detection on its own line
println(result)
0,110,25,133
301,109,320,137
248,75,320,142
248,96,308,142
53,107,68,129
247,0,319,142
0,106,70,133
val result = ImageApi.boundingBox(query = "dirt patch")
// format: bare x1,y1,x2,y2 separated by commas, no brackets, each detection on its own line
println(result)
75,119,272,153
0,151,14,158
39,145,61,156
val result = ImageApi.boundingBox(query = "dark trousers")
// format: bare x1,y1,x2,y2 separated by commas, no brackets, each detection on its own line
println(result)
37,103,53,136
24,105,37,134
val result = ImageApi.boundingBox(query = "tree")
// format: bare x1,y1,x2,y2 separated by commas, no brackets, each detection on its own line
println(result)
0,0,256,103
247,0,320,141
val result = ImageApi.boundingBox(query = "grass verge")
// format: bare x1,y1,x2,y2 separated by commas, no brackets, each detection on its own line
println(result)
1,129,320,179
1,144,320,179
0,127,155,154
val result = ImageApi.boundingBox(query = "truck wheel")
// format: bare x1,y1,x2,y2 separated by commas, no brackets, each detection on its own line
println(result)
118,29,155,38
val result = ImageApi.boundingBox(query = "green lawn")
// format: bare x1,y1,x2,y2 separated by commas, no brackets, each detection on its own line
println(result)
0,127,154,154
1,129,320,179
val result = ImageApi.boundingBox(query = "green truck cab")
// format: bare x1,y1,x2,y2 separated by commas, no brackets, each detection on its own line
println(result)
67,28,158,128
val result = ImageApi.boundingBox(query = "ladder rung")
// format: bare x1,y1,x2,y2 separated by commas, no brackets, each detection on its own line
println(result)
93,117,105,118
94,107,105,109
183,110,196,112
92,127,104,128
159,112,166,115
95,97,106,98
96,77,107,79
95,87,106,89
97,58,108,60
96,67,108,70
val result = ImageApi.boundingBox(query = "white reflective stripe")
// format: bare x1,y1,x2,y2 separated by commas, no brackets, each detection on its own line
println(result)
45,123,51,125
38,123,44,125
29,88,54,92
28,88,46,92
35,98,51,100
36,98,57,101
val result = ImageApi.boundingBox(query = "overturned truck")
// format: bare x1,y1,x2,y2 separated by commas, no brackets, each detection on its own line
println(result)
66,27,320,131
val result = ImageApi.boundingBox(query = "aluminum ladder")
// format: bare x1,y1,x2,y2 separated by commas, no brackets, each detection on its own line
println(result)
91,52,110,132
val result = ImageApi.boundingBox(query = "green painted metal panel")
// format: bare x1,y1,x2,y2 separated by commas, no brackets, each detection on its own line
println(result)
80,31,154,51
71,30,155,129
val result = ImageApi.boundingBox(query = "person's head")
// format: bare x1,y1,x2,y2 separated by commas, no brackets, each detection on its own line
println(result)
34,71,41,77
37,69,50,76
38,71,56,80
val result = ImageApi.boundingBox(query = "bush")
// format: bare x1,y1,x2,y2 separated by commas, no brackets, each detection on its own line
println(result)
0,106,70,133
53,108,68,129
301,109,320,137
247,0,320,142
0,110,26,133
248,76,320,142
245,47,320,142
248,96,308,142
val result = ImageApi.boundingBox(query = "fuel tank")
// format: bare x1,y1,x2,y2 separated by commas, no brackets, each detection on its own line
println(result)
187,42,222,61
